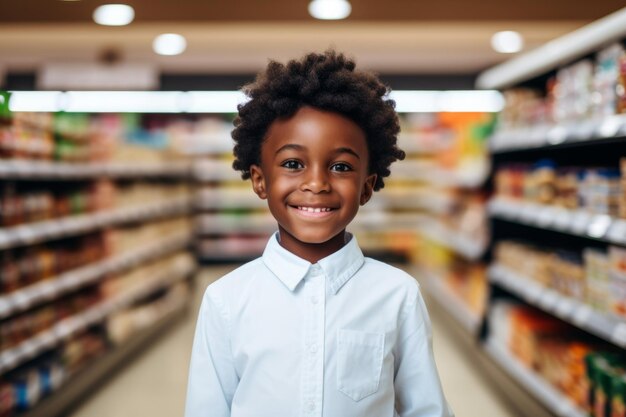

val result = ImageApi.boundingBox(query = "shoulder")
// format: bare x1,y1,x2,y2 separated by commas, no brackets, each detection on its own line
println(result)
360,257,421,297
363,257,419,292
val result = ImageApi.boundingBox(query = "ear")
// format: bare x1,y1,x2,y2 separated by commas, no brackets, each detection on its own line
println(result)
360,173,377,205
249,164,267,200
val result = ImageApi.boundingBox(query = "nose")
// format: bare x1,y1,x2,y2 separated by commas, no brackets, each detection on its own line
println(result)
300,166,330,193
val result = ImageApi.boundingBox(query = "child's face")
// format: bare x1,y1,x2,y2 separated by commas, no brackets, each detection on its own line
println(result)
250,106,377,260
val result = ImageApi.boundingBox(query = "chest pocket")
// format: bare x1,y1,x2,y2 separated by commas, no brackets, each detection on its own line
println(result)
336,329,385,402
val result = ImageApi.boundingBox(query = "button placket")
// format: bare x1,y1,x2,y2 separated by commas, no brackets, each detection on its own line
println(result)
301,269,325,417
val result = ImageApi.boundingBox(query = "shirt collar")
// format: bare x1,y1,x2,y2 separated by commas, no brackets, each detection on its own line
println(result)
262,231,365,294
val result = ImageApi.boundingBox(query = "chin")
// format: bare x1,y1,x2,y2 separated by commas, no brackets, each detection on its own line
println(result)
294,231,344,245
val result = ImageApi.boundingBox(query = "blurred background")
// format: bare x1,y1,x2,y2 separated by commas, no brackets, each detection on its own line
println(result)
1,2,626,416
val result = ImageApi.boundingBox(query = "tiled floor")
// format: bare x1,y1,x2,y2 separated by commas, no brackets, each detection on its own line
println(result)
69,265,520,417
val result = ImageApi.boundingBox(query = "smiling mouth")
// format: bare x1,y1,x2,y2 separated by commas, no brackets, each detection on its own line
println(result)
296,206,333,213
290,205,337,217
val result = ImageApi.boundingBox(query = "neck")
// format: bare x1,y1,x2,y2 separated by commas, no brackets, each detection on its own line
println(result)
277,228,347,264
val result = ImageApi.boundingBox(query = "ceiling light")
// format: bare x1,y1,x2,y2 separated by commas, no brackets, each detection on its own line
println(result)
491,31,524,54
8,90,502,114
308,0,351,20
390,90,504,113
93,4,135,26
153,34,187,56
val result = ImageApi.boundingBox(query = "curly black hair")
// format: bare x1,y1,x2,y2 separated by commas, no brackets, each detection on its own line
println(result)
231,50,405,191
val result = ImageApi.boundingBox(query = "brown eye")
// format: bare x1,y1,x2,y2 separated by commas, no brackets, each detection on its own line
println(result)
282,160,303,170
330,163,352,172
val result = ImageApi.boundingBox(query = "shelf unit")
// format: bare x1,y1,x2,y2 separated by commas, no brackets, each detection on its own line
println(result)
0,233,191,319
489,264,626,349
398,111,492,340
0,197,191,250
489,198,626,245
0,110,198,417
19,302,189,417
484,341,587,417
474,7,626,417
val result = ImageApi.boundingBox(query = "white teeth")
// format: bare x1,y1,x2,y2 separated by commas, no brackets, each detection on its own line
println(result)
298,206,331,212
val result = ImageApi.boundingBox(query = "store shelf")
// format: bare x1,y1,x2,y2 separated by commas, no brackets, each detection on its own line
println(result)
193,159,241,182
20,301,188,417
0,232,191,319
395,159,488,189
397,131,454,155
0,197,192,250
484,340,587,417
420,220,486,260
196,236,267,261
476,7,626,89
417,268,481,335
488,198,626,246
0,160,191,180
489,115,626,153
195,212,275,235
195,188,266,210
0,257,194,375
489,263,626,349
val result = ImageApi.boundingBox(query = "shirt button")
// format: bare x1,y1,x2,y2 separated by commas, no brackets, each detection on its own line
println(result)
310,296,319,305
308,402,315,411
309,344,318,353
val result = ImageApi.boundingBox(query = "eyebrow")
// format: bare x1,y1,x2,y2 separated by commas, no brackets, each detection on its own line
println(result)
275,143,305,156
333,147,360,160
275,144,360,160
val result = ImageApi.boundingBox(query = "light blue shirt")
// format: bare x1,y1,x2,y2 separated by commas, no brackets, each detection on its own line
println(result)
185,232,453,417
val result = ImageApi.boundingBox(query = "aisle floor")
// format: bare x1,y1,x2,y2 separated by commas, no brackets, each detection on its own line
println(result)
69,265,520,417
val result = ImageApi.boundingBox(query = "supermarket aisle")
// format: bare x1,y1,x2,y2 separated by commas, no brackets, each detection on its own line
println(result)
69,265,519,417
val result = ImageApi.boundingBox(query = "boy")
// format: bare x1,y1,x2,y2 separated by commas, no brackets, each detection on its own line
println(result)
185,50,454,417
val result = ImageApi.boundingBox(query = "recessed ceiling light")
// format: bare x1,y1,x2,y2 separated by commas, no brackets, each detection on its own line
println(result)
93,4,135,26
308,0,351,20
491,31,524,54
153,34,187,56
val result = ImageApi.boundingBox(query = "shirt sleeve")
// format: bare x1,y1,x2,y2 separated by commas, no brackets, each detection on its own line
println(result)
393,285,454,417
184,288,239,417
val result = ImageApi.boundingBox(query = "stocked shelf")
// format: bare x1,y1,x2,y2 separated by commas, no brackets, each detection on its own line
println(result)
489,116,626,153
475,9,626,417
420,219,486,260
0,197,192,250
0,160,191,180
0,232,191,319
195,188,266,210
196,237,268,262
0,256,194,375
489,263,626,349
367,189,455,213
488,198,626,245
418,268,481,335
195,212,275,235
484,340,586,417
192,159,241,182
20,301,188,417
412,163,488,189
